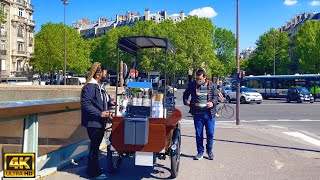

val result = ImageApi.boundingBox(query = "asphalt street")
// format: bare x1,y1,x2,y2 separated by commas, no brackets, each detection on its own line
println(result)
175,90,320,137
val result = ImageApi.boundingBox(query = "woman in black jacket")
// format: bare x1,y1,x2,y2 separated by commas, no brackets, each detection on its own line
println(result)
81,62,115,179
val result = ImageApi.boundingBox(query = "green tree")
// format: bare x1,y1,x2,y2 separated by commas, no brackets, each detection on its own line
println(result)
33,23,91,74
0,9,4,23
294,20,320,73
249,28,290,75
90,16,224,80
176,16,219,78
90,26,133,71
213,28,236,76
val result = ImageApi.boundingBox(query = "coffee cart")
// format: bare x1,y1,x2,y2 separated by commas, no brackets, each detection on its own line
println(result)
106,36,182,178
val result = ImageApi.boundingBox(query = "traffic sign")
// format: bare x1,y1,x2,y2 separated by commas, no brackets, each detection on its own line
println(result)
130,69,138,78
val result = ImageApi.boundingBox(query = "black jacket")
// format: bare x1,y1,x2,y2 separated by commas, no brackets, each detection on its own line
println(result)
183,80,218,117
81,81,112,128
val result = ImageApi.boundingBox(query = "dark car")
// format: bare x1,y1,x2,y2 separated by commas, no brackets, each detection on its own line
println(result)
287,87,314,103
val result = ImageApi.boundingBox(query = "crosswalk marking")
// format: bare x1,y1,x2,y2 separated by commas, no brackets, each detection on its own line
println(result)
283,131,320,147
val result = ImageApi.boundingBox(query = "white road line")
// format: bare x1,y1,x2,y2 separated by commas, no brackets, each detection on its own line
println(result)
218,119,320,122
180,119,236,125
268,125,288,129
256,103,320,106
283,131,320,147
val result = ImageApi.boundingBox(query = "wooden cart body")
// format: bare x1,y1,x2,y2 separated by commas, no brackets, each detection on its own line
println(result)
111,108,181,153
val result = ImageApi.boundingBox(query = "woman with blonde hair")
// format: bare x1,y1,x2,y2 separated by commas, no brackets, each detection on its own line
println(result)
81,62,115,179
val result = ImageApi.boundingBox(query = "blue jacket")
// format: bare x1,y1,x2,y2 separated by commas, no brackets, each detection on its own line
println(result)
81,79,112,128
183,80,218,117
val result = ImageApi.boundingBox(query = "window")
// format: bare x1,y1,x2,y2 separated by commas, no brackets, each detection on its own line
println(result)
16,60,22,72
17,0,21,3
0,24,5,36
17,26,23,37
1,3,5,16
1,59,5,71
18,8,23,17
17,42,24,51
1,40,5,50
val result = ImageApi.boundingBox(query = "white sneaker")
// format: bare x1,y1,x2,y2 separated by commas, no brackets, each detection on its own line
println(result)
215,113,220,117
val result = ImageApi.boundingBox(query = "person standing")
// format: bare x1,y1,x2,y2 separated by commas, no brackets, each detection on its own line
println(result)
81,62,115,179
183,69,218,160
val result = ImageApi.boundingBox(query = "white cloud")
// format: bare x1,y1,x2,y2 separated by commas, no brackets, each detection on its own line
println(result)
189,7,218,18
310,0,320,6
284,0,298,6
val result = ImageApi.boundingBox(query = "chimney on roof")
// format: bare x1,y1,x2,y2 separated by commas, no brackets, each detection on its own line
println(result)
145,8,150,20
180,10,185,20
116,14,120,24
161,10,167,19
81,18,90,24
98,18,109,26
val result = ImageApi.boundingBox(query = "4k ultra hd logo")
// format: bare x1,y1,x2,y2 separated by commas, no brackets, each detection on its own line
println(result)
3,153,35,178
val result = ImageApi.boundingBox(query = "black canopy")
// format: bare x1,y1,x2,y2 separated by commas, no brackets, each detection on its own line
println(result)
118,36,176,55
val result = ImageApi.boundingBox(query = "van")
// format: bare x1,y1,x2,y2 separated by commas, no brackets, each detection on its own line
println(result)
68,77,86,85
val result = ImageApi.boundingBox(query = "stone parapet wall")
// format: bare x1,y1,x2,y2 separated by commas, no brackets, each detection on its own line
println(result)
0,85,122,102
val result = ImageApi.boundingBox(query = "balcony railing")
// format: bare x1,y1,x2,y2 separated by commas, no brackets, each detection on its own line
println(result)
0,50,6,55
12,50,28,56
12,15,27,23
17,50,26,54
28,19,35,26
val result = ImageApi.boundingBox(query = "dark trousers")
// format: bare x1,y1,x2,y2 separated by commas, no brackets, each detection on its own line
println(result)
87,127,105,177
193,113,215,154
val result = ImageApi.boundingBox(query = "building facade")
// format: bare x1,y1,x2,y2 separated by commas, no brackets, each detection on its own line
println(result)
73,8,186,39
0,0,35,78
278,11,320,38
240,47,255,59
277,11,320,73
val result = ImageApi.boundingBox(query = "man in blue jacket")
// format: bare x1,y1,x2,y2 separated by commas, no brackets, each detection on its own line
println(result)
183,69,218,160
81,62,115,179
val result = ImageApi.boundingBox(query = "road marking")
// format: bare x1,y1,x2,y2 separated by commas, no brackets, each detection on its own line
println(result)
283,131,320,147
180,119,237,126
268,125,287,129
217,119,320,122
255,103,320,106
274,160,284,170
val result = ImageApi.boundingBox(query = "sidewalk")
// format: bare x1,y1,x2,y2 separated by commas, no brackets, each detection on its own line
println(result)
41,124,320,180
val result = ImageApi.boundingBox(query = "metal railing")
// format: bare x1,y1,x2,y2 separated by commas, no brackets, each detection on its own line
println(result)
0,50,6,55
28,20,35,26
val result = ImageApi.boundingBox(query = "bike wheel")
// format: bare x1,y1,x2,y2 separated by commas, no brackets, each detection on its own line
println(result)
221,105,234,119
170,128,181,178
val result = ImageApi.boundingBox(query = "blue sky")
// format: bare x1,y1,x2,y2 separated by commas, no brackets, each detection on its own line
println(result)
33,0,320,50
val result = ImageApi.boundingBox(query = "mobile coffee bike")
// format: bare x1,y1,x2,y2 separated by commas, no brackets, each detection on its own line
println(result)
106,36,182,178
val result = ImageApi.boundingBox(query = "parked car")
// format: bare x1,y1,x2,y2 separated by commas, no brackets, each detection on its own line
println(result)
286,87,314,103
225,87,263,104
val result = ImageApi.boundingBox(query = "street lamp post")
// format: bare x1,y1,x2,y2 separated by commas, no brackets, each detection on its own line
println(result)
61,0,68,85
236,0,240,125
273,35,276,75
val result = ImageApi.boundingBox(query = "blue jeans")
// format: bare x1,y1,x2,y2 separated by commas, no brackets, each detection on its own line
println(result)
193,113,215,154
